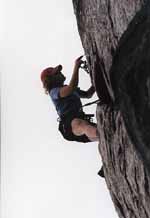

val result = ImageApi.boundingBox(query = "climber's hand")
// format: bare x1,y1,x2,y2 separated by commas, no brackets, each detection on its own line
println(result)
74,56,84,68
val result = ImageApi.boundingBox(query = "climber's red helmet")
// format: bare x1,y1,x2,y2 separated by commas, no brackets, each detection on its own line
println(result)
41,65,63,83
41,64,65,94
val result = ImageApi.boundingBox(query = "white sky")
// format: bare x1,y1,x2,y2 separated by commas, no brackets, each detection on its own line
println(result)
1,1,117,218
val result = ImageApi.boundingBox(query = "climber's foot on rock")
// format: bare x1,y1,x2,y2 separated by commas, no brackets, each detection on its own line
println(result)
98,166,105,178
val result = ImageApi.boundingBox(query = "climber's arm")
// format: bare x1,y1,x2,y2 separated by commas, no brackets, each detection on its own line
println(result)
77,85,95,98
59,56,83,97
86,85,95,98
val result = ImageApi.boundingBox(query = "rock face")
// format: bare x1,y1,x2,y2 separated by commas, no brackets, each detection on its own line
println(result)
72,1,150,218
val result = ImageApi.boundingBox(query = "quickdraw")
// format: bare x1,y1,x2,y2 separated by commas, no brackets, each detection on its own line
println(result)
80,61,90,74
80,60,101,110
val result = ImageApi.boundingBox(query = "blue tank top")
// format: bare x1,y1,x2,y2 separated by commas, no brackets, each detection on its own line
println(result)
49,86,82,117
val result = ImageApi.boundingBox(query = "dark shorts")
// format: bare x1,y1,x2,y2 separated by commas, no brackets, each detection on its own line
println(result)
58,112,96,143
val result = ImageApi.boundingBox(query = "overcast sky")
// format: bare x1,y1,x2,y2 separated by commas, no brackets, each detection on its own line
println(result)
2,1,117,218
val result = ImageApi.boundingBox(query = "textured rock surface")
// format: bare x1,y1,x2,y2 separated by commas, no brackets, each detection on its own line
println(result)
111,4,150,172
72,0,150,218
97,105,150,218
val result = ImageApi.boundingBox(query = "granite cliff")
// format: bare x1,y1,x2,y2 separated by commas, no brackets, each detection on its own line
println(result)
72,1,150,217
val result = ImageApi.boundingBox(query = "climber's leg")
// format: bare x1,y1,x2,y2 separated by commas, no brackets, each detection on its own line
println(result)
71,118,99,141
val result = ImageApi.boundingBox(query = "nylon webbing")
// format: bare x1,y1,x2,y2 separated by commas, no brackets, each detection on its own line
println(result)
81,99,101,108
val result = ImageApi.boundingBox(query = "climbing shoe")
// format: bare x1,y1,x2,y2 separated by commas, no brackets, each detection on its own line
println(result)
97,166,105,178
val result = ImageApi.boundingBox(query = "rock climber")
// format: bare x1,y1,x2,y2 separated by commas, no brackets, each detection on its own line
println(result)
40,55,104,177
40,56,99,143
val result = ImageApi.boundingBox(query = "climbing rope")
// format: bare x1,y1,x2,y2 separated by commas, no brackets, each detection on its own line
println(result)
81,99,101,108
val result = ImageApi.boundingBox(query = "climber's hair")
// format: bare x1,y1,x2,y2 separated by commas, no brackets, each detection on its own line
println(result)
43,74,62,95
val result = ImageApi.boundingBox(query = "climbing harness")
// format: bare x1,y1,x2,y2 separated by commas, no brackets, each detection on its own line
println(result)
83,113,95,123
79,99,101,122
58,111,96,143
